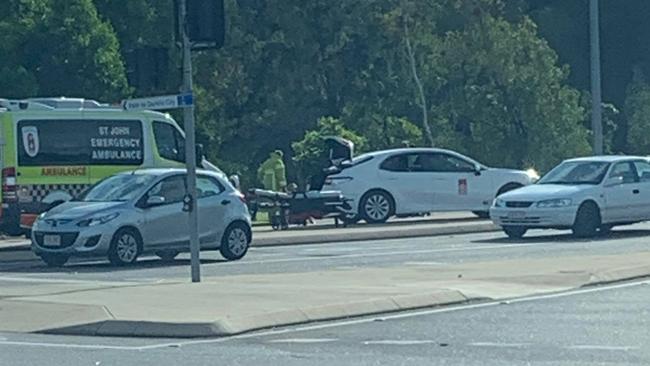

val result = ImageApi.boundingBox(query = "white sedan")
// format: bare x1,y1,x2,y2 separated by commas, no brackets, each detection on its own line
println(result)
490,156,650,238
323,148,536,223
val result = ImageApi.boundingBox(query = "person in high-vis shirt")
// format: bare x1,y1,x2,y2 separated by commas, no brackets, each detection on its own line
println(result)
257,150,287,192
256,150,289,228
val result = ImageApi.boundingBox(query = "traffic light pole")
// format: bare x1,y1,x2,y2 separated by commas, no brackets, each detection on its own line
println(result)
590,0,603,155
179,0,201,283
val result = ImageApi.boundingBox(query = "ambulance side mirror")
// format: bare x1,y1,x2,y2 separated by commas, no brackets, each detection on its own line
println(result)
195,144,205,164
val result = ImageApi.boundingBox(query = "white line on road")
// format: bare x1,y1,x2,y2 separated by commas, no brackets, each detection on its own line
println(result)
0,340,145,351
469,342,530,348
0,276,118,285
229,243,543,266
363,340,438,345
567,345,639,351
267,338,338,344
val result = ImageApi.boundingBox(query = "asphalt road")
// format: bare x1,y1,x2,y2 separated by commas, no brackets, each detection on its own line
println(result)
2,224,650,282
1,279,649,365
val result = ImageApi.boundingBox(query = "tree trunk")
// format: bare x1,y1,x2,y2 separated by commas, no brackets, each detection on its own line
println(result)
404,20,434,147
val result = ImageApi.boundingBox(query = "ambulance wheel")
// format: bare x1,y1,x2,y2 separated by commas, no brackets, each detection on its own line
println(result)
3,222,25,237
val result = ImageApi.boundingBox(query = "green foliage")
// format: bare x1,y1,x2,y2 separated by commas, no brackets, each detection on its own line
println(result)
0,0,598,179
429,15,590,171
0,0,130,100
625,69,650,155
292,117,365,185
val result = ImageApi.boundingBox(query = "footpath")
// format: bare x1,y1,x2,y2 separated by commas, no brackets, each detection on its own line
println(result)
1,251,650,337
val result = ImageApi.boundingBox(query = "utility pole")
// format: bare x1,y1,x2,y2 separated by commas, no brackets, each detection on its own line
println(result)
179,0,201,283
590,0,603,155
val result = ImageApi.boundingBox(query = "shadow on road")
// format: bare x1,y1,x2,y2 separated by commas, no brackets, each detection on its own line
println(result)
473,229,650,245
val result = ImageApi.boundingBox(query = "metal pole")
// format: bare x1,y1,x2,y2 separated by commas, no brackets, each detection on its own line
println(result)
590,0,603,155
179,0,201,282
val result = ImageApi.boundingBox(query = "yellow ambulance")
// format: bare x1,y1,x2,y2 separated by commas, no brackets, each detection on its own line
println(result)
0,97,221,235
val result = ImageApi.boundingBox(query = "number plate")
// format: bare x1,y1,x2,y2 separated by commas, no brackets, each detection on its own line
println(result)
43,235,61,247
507,211,526,219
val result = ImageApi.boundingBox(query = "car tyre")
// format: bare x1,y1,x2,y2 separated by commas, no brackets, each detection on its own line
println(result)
503,226,527,239
3,223,25,237
598,224,613,236
472,211,490,219
108,228,142,266
572,202,601,238
360,190,394,224
40,253,69,267
156,250,179,262
220,222,251,261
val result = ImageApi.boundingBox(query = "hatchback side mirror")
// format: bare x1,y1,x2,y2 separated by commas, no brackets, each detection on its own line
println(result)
146,195,166,207
604,176,624,187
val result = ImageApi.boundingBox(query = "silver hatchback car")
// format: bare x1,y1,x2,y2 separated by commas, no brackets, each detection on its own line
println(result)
31,169,252,267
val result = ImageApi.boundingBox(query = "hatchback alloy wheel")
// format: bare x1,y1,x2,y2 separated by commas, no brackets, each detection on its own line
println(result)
109,228,142,265
220,222,251,261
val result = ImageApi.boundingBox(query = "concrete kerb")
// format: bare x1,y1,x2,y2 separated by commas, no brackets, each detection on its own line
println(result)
585,264,650,286
41,290,470,338
252,223,500,247
34,263,650,339
0,223,498,252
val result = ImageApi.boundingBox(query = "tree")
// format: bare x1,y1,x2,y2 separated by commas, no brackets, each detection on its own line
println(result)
292,117,365,187
429,15,590,171
625,68,650,155
0,0,130,101
26,0,130,101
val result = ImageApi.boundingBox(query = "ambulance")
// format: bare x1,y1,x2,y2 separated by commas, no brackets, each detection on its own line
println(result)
0,97,222,235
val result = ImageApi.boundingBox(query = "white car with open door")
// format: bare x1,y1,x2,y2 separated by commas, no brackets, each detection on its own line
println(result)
321,142,536,223
490,156,650,238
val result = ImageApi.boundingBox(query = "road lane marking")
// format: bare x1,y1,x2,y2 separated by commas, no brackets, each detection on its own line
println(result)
469,342,530,348
567,345,639,351
403,261,445,266
228,243,543,266
0,276,117,284
267,338,338,344
363,340,438,345
0,340,146,351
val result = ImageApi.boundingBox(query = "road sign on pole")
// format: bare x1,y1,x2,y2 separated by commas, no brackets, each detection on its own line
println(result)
122,93,193,111
179,0,201,283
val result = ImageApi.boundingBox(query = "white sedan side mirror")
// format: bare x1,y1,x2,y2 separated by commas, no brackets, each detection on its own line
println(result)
604,176,624,187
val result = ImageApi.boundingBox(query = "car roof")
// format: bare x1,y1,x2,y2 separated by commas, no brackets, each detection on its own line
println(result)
116,168,220,178
364,147,467,158
564,155,649,163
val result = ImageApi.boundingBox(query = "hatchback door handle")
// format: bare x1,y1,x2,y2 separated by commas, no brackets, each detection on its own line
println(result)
633,189,640,194
221,200,231,205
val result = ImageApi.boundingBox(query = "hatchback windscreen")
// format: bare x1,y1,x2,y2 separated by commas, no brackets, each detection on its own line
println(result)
538,161,611,185
79,174,158,202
